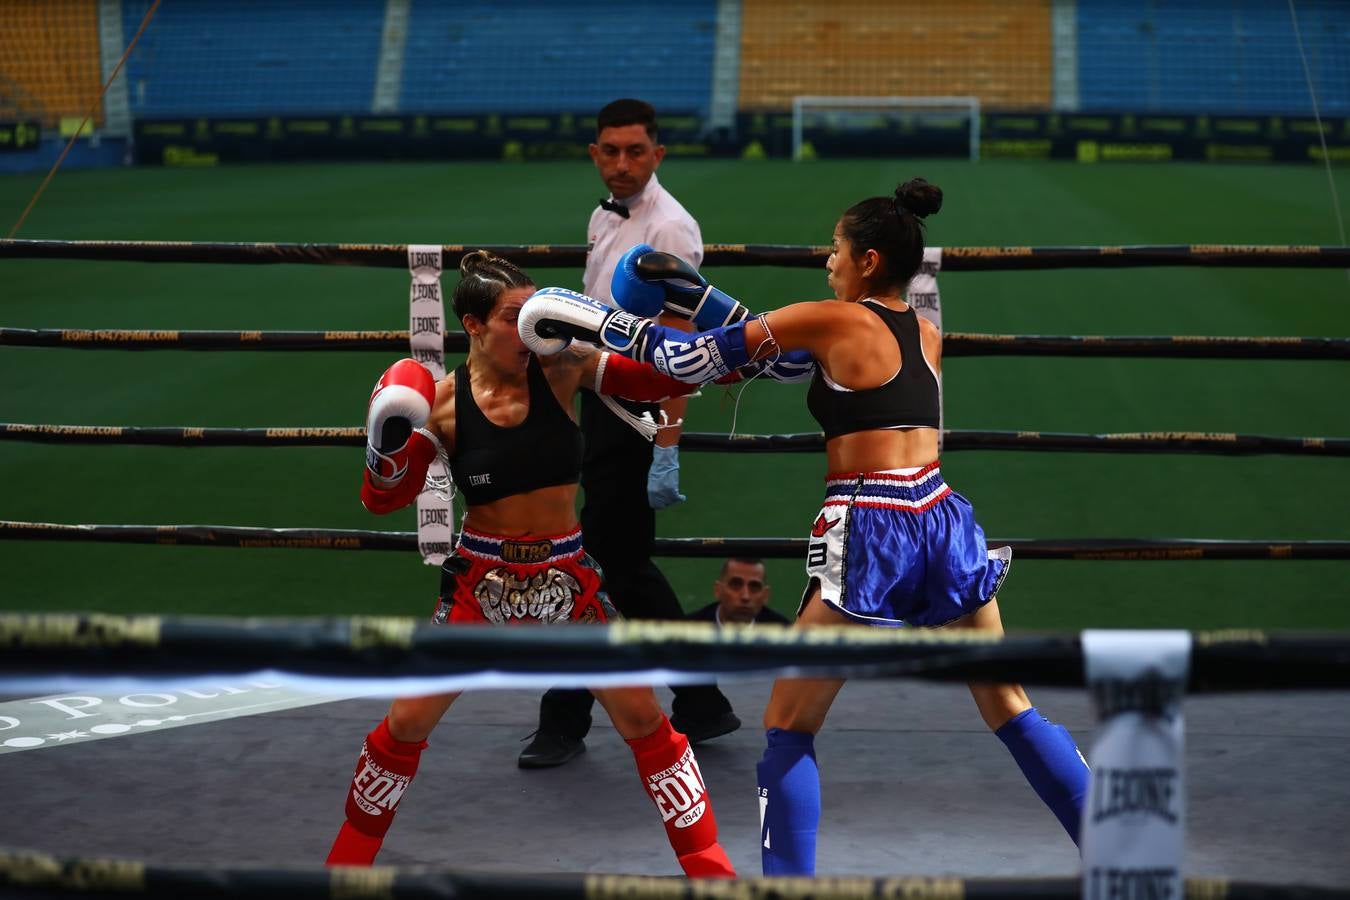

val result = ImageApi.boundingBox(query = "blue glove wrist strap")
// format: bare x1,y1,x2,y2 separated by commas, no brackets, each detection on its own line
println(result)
646,320,753,383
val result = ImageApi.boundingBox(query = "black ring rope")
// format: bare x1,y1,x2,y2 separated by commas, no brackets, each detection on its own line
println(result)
3,423,1345,457
4,327,1348,360
1,849,1342,900
939,333,1350,360
4,239,1350,269
2,615,1349,692
680,430,1350,457
2,521,1346,560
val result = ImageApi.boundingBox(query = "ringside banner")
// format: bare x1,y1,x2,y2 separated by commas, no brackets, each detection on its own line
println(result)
0,121,41,152
133,111,1350,165
0,680,363,755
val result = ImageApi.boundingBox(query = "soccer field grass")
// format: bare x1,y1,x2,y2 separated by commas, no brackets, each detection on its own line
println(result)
2,158,1348,629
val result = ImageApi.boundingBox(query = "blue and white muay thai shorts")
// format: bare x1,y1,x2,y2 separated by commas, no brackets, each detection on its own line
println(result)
802,462,1011,627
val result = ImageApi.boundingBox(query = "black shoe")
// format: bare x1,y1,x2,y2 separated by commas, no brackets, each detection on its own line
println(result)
671,711,741,745
518,730,586,769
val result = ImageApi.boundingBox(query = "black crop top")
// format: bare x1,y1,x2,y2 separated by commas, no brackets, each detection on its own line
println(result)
805,301,940,439
447,356,584,506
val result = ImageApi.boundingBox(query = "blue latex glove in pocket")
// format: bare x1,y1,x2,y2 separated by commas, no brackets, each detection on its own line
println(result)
647,444,687,509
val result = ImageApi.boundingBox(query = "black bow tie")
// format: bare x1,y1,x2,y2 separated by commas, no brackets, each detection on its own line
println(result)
600,198,630,218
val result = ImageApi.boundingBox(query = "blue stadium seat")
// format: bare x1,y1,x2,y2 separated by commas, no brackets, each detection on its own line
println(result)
399,0,716,115
1077,0,1350,114
122,0,385,117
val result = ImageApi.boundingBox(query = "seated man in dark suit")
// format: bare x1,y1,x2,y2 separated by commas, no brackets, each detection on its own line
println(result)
679,558,787,738
688,557,789,627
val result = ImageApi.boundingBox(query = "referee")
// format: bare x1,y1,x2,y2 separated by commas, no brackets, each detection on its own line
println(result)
519,98,740,768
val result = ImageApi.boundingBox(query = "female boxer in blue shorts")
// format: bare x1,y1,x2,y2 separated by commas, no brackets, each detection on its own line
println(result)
518,179,1091,876
326,250,735,878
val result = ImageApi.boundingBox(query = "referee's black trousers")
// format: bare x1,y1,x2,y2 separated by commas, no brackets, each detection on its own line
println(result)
536,392,733,739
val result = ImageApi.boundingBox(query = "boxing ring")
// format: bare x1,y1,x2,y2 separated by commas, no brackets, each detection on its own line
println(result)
1,239,1348,897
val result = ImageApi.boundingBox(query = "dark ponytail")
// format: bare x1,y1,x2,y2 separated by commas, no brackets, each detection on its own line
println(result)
452,250,534,324
839,177,943,290
893,178,943,219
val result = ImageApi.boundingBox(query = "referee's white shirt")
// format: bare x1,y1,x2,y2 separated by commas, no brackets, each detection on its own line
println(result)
584,172,703,304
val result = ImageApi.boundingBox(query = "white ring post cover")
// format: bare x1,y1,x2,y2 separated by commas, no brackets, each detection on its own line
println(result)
408,245,453,566
907,246,943,446
1080,629,1192,900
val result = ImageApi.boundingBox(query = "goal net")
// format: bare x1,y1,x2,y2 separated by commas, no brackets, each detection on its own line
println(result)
791,96,981,161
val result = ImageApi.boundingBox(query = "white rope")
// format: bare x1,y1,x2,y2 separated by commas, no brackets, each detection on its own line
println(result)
726,364,765,439
599,393,659,441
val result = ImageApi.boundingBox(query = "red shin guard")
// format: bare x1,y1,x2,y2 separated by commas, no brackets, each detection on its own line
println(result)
326,717,428,865
626,715,736,878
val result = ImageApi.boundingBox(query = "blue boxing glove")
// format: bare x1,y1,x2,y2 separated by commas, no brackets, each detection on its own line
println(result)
745,348,817,383
613,247,815,383
647,319,760,384
612,245,749,330
647,444,686,509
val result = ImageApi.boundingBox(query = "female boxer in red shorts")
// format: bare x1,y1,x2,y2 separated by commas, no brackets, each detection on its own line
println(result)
325,250,735,878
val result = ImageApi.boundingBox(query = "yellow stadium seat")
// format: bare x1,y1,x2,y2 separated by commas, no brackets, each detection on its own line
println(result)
738,0,1052,111
0,0,103,129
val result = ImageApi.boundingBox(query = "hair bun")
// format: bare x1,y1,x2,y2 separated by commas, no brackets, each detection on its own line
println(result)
459,248,496,277
895,178,943,218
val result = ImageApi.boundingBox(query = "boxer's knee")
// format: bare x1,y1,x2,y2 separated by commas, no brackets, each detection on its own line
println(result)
968,681,1032,731
385,693,458,742
763,677,844,734
594,686,664,740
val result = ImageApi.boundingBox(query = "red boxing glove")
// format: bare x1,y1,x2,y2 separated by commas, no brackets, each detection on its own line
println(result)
596,352,697,402
361,359,439,514
360,431,438,514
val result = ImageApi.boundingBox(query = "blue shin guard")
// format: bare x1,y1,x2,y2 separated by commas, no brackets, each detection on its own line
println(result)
756,728,820,875
996,707,1090,844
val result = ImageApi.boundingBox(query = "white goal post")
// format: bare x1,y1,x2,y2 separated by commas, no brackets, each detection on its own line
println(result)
791,95,982,161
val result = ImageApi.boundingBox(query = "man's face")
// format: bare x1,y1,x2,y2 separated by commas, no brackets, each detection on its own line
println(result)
713,560,770,625
589,123,665,200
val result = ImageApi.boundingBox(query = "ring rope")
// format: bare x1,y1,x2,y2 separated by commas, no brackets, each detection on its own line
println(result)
3,423,1345,457
1,848,1338,900
2,521,1345,560
4,327,1347,360
3,239,1349,269
2,615,1348,692
677,430,1350,457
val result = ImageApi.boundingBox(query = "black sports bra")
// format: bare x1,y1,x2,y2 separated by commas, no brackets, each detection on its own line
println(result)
447,356,584,505
804,301,940,439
